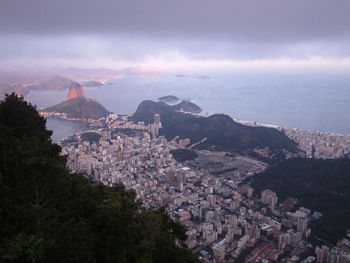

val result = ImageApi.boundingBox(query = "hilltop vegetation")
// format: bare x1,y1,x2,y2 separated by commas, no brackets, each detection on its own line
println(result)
250,158,350,243
131,100,300,162
171,100,202,113
129,100,193,126
162,114,298,156
0,94,198,263
171,149,198,162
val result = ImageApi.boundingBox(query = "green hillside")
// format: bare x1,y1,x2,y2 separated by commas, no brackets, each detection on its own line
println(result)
250,158,350,243
131,100,300,162
0,94,198,263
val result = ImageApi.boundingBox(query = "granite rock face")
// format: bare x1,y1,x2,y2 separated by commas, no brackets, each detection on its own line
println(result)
67,82,86,100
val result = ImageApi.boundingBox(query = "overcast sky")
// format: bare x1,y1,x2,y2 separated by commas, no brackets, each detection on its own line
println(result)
0,0,349,72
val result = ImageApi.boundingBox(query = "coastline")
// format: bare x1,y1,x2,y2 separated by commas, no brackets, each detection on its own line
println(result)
44,116,89,142
44,109,350,160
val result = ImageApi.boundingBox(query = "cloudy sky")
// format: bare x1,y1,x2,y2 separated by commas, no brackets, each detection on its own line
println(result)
0,0,349,72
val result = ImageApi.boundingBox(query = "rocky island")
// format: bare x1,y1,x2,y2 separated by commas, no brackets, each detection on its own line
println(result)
158,95,180,102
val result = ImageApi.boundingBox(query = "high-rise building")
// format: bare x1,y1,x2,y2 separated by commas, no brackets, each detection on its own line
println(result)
207,194,216,207
150,114,162,137
154,113,161,125
297,216,308,233
230,200,240,211
167,170,186,191
316,246,350,263
253,224,261,240
212,239,226,262
245,224,261,240
340,251,350,263
278,232,291,250
329,247,342,263
225,231,233,243
116,151,124,161
261,189,278,209
149,124,159,137
227,215,238,227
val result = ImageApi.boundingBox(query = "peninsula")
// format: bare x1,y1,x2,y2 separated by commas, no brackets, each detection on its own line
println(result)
41,82,109,119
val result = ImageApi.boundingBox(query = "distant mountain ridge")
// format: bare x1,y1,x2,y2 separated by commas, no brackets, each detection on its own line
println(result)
0,67,166,96
57,66,165,80
0,73,75,97
27,76,75,91
130,100,301,161
81,80,103,87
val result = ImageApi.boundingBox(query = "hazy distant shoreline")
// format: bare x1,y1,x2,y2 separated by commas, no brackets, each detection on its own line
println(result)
28,73,350,135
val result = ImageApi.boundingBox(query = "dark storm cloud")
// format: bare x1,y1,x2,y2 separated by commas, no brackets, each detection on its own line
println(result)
0,0,349,67
1,0,349,41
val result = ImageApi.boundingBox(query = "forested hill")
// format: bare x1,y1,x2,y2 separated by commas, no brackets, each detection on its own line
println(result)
171,100,202,113
250,158,350,243
129,99,193,126
130,100,300,162
0,93,198,263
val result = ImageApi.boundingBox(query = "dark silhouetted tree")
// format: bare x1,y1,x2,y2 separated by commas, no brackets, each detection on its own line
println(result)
0,93,198,263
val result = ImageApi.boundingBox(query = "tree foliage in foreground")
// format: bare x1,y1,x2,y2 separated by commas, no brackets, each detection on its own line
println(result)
0,93,198,263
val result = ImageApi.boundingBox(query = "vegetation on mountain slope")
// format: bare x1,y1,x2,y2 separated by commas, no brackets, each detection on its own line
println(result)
131,100,300,162
0,93,198,263
250,158,350,243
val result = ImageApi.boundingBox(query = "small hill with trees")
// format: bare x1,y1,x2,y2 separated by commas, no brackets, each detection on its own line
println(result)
171,100,202,114
130,100,300,162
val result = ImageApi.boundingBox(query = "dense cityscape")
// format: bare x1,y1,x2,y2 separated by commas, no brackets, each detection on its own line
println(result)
42,111,350,263
2,1,350,263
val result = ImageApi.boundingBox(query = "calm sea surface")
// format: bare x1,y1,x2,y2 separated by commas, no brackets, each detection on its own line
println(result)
45,117,87,142
27,72,350,140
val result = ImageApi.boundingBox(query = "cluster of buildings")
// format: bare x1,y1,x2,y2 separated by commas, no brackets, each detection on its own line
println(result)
315,241,350,263
57,113,350,263
280,128,350,159
105,113,162,137
234,119,350,160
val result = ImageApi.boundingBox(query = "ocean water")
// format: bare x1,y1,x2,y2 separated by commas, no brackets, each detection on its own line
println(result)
45,117,86,142
26,72,350,138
